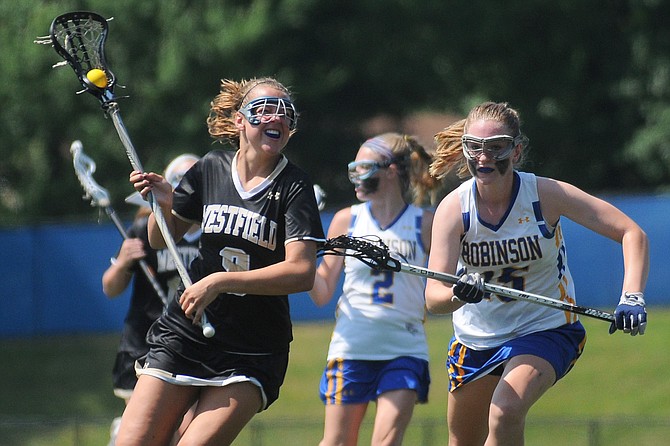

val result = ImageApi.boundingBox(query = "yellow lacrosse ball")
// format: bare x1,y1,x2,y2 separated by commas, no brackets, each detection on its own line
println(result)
86,68,107,88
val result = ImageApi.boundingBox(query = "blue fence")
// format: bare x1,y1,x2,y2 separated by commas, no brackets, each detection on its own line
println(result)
1,193,668,337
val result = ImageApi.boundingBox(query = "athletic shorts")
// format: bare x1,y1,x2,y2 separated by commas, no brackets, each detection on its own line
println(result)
136,345,289,411
112,351,139,399
319,356,430,405
447,321,586,392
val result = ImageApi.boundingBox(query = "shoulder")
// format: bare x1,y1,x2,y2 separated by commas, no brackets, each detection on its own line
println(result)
183,150,232,179
435,188,462,218
199,149,233,167
327,207,353,238
536,175,593,224
431,189,465,240
536,175,579,202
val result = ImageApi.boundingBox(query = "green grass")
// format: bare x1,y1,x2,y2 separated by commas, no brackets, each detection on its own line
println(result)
1,309,669,445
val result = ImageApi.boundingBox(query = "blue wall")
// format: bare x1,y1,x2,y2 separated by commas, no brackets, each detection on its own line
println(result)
1,194,668,338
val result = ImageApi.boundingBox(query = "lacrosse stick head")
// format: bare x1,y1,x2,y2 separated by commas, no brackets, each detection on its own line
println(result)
47,11,118,106
318,235,401,272
70,140,111,208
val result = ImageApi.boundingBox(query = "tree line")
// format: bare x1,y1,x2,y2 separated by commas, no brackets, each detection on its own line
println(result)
1,0,669,225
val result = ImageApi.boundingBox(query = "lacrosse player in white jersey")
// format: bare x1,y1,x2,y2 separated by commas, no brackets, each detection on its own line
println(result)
309,132,440,446
426,102,649,445
119,77,324,446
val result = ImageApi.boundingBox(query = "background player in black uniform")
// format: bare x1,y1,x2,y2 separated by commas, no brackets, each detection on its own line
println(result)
118,77,324,446
102,154,200,445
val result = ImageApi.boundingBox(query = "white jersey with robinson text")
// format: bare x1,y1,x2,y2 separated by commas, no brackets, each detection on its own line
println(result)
453,171,578,350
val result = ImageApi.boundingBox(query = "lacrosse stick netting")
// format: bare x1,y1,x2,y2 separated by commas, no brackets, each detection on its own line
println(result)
35,11,117,104
38,12,214,337
319,235,615,322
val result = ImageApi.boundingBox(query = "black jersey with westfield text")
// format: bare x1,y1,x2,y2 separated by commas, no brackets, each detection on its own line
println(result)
166,149,324,353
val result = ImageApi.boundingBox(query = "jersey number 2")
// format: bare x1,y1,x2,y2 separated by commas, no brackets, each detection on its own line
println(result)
371,270,394,305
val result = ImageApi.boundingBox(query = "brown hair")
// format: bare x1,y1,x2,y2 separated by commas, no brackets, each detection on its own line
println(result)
206,77,295,148
430,102,528,179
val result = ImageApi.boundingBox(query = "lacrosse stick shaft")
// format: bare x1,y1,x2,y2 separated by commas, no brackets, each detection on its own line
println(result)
107,106,215,337
397,262,615,322
105,206,169,306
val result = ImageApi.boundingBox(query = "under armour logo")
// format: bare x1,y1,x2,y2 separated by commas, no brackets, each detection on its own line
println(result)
518,216,530,224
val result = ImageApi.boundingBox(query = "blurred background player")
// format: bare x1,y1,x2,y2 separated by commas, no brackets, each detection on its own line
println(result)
101,153,201,446
309,132,440,446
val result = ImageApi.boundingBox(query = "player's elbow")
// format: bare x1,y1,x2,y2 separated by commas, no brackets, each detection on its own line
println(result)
289,262,317,294
102,282,122,298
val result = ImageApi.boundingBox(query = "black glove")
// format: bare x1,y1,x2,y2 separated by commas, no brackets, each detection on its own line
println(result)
452,271,485,304
608,292,647,336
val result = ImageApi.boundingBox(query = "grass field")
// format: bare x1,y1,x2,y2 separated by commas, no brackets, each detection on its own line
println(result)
1,309,669,445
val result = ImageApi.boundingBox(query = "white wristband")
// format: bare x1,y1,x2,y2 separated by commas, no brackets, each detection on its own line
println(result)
620,291,645,306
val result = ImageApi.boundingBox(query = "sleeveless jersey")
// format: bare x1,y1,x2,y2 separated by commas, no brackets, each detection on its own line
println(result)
327,202,429,361
453,171,578,350
166,149,324,354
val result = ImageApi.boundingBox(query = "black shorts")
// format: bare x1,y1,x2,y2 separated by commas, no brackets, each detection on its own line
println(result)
112,351,139,395
137,345,289,410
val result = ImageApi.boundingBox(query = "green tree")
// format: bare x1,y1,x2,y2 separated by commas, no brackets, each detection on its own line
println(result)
1,0,668,225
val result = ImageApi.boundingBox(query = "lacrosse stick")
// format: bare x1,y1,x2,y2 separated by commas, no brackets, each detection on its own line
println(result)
37,11,214,337
70,140,169,307
318,235,615,322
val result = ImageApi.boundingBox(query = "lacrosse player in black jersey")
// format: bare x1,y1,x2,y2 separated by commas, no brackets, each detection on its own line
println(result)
102,154,200,446
119,77,324,446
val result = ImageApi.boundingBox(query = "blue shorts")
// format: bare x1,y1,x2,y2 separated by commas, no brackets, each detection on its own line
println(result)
320,356,430,405
447,321,586,392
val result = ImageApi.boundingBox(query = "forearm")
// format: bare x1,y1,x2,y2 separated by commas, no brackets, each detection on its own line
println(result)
204,259,317,297
425,281,464,314
147,210,182,249
621,227,650,293
102,262,133,297
308,270,335,307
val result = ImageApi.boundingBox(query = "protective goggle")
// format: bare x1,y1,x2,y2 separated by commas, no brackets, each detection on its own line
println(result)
240,96,298,131
461,134,523,161
347,160,391,183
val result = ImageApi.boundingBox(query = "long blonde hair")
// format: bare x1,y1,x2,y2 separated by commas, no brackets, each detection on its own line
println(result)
430,102,529,179
362,132,440,206
206,77,295,148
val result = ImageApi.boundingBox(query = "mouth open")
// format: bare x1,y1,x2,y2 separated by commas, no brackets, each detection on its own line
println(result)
264,129,281,139
477,167,495,174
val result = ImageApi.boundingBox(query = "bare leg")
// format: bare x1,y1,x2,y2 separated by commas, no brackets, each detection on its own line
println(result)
170,402,198,446
447,374,499,446
177,381,262,446
115,375,198,446
319,402,368,446
371,389,417,446
485,355,556,446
